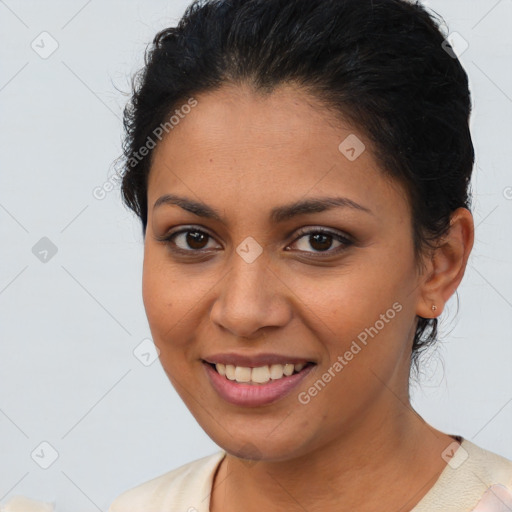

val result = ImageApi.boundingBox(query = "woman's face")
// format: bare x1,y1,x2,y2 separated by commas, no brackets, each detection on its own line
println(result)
143,83,428,460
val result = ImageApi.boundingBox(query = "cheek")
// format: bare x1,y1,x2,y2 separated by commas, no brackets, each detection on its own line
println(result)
141,260,191,382
294,263,413,364
142,256,169,332
291,265,395,326
141,247,213,351
141,250,186,353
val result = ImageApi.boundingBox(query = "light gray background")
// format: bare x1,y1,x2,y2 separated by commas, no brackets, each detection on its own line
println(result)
0,0,511,510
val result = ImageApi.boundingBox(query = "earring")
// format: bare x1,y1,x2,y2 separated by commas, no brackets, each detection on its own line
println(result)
431,305,437,311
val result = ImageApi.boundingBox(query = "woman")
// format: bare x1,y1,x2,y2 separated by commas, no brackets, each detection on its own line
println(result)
109,0,512,510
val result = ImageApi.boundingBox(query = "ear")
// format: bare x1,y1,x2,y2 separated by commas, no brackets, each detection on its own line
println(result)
416,207,474,319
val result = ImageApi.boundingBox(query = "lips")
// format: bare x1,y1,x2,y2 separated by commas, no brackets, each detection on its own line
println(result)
202,353,317,406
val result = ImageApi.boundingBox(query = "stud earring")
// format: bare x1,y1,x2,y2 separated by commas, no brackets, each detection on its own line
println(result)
431,304,437,311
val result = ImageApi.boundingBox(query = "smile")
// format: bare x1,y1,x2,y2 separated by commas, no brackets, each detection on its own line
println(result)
214,362,309,384
203,361,316,407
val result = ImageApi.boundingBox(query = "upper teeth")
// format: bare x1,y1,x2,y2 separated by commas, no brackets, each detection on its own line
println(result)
215,363,306,384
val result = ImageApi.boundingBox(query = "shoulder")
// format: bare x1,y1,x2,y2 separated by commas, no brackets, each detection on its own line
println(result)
108,450,226,512
413,438,512,512
461,439,512,484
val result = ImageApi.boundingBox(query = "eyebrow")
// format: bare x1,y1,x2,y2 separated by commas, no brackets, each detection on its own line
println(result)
153,194,374,223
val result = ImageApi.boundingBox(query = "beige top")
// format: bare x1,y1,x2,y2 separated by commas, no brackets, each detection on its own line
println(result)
109,438,512,512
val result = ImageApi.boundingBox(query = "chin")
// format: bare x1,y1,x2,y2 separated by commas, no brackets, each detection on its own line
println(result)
200,418,315,462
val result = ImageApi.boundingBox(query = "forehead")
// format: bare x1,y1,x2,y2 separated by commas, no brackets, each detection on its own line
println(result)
147,83,409,220
150,83,355,169
163,83,344,148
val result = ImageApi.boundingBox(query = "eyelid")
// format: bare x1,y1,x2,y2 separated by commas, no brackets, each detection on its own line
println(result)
154,225,221,251
155,224,214,239
285,226,353,256
290,225,353,244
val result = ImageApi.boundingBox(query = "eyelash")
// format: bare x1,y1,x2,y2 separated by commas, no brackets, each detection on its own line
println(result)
156,226,354,258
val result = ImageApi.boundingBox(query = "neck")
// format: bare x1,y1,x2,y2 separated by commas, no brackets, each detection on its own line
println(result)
210,399,455,512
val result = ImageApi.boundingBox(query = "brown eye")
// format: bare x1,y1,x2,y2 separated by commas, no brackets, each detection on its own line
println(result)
182,230,209,250
288,228,353,255
157,227,221,253
308,232,334,252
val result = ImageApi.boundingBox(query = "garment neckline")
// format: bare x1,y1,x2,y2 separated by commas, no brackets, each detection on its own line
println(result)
207,434,468,511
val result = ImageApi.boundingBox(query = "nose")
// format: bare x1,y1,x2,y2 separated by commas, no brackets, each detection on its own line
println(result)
209,249,293,340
